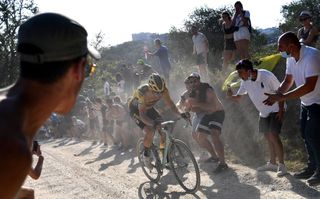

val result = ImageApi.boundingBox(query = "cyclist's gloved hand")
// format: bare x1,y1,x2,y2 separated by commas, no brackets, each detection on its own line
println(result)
180,112,191,119
153,118,163,129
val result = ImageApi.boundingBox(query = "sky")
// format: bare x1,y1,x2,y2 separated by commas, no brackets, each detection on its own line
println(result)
34,0,293,46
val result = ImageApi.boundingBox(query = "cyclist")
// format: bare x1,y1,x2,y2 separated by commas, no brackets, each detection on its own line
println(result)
129,73,189,169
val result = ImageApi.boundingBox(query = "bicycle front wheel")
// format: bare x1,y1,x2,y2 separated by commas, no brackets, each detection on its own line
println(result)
136,138,161,182
169,139,200,193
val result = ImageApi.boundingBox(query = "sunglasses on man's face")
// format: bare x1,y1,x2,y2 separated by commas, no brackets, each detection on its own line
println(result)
300,17,309,22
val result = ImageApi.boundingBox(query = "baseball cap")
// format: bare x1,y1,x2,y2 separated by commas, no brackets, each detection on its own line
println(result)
187,72,201,80
17,12,101,64
299,11,312,19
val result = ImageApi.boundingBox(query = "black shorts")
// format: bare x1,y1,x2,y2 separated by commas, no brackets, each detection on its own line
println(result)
197,110,225,134
224,38,236,50
259,112,282,134
196,53,207,65
129,102,161,129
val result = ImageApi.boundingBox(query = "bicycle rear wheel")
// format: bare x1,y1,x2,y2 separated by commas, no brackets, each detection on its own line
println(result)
169,139,200,193
136,138,161,182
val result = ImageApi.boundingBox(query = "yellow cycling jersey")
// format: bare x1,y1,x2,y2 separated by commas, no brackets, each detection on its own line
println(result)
130,84,170,109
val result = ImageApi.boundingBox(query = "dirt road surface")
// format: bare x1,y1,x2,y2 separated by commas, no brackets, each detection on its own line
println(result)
24,139,320,199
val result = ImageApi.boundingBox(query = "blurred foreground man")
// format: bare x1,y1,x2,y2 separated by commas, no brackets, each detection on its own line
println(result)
0,13,100,198
264,32,320,186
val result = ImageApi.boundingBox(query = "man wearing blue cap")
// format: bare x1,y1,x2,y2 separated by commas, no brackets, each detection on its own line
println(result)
0,13,100,198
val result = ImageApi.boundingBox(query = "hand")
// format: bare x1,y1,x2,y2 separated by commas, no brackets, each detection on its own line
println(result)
275,109,285,121
180,112,191,119
153,118,163,130
263,93,284,106
226,85,232,97
34,145,42,156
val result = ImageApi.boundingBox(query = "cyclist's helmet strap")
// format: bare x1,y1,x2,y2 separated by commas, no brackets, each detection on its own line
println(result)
148,73,165,92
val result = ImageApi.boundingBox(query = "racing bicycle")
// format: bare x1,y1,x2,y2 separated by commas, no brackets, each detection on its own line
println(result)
136,119,200,193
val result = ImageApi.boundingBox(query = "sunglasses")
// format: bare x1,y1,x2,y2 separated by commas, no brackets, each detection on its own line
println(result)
300,17,310,22
188,79,198,84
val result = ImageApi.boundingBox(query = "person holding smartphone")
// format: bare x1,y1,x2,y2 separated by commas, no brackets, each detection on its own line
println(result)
17,141,44,198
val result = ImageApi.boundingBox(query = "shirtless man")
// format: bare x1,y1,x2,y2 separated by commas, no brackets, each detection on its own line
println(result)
0,13,100,198
184,72,228,173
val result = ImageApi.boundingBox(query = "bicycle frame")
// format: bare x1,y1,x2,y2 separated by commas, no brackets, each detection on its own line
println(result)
157,120,176,166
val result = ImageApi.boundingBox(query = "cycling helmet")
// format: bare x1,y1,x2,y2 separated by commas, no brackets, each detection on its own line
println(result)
148,73,165,92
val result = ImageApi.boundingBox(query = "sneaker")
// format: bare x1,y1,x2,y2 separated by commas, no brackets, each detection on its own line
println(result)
204,157,219,163
276,163,288,177
293,167,315,179
213,163,228,174
257,162,278,172
143,155,153,170
307,171,320,186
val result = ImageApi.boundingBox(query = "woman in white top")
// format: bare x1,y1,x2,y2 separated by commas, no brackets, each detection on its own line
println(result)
232,1,250,59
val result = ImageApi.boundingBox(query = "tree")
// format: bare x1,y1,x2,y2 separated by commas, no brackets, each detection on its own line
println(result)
0,0,38,87
90,31,105,50
280,0,320,32
184,6,232,53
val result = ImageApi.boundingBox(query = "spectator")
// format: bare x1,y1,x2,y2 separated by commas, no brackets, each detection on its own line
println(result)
191,25,210,82
232,1,251,59
86,99,100,139
102,77,111,98
119,64,134,96
227,59,287,177
0,12,100,198
17,141,44,198
184,72,228,173
115,73,126,101
71,116,87,138
96,98,115,146
264,32,320,186
147,39,171,84
221,12,236,70
106,96,129,150
135,59,155,84
297,11,319,47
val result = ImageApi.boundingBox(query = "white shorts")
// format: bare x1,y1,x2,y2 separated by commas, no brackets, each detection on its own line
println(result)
234,26,250,41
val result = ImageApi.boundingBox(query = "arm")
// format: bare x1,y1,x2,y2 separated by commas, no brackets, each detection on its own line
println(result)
282,76,318,100
302,27,318,46
28,145,44,180
263,74,311,105
163,91,182,117
138,103,154,127
204,37,209,53
226,86,243,102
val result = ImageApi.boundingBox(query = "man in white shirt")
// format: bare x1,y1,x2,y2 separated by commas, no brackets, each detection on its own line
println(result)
264,32,320,186
102,77,110,98
191,25,209,82
227,59,287,177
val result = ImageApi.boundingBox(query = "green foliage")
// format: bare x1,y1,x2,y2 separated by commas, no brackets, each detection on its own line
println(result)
280,0,320,32
184,6,233,53
0,0,38,87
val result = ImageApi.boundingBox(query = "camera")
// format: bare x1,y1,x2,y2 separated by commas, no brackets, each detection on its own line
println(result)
32,140,39,152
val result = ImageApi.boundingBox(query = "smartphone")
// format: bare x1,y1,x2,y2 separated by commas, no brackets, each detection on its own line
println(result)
32,140,39,152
